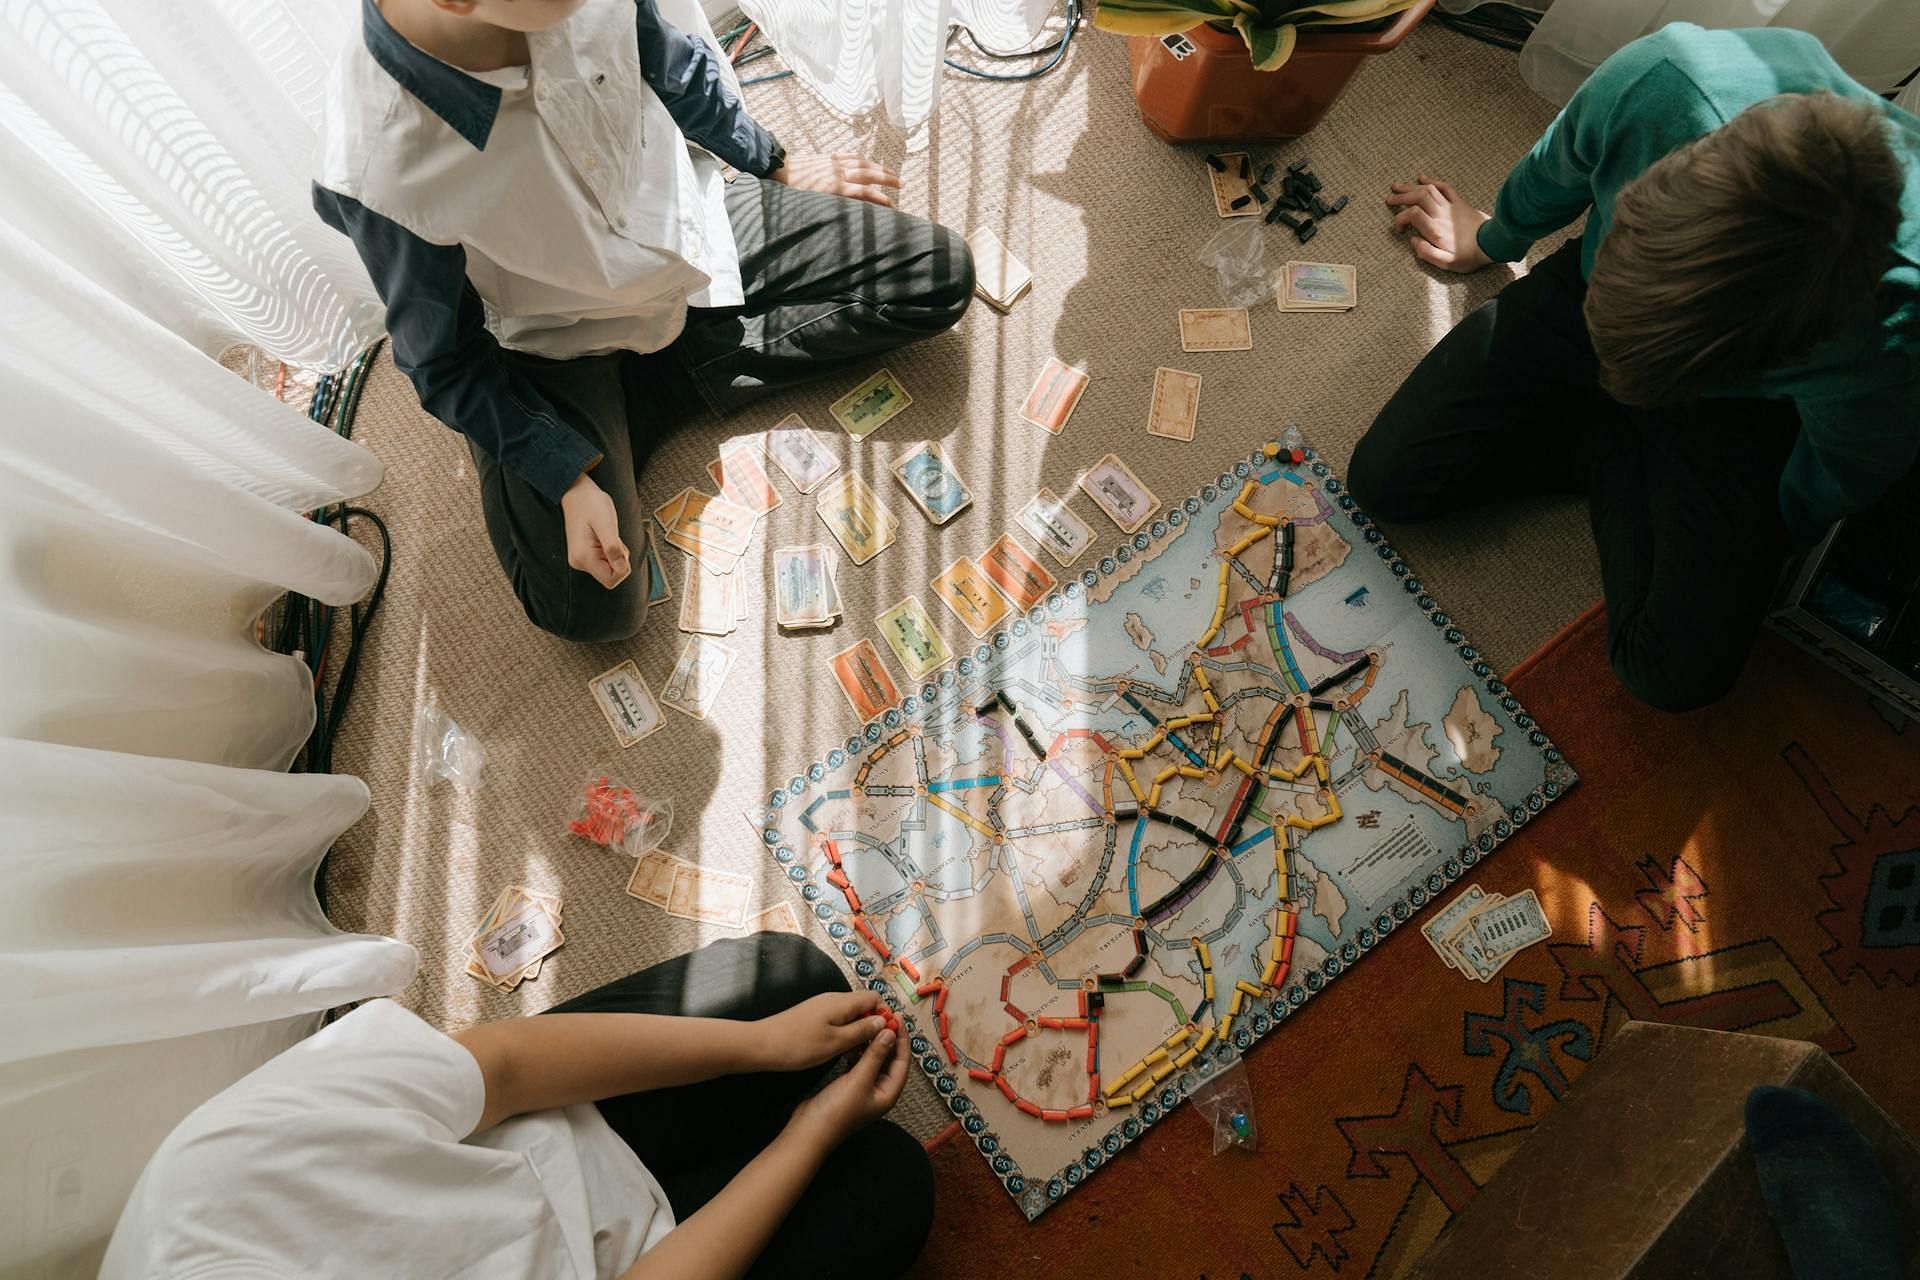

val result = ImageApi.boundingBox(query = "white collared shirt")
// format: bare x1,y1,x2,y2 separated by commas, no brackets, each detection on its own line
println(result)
317,0,747,361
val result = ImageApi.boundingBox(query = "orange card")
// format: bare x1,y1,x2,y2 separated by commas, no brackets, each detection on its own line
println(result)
829,639,900,722
707,445,781,517
980,534,1057,612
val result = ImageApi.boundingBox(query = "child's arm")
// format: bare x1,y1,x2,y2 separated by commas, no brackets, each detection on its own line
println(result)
633,0,780,176
616,1027,911,1280
449,989,887,1132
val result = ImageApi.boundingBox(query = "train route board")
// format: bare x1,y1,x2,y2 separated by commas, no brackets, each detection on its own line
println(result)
746,439,1578,1219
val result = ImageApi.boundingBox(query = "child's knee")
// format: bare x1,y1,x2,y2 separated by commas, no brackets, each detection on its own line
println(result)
1346,429,1435,524
525,578,647,645
757,932,850,996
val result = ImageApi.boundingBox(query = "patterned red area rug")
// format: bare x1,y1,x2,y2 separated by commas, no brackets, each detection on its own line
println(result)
911,604,1920,1278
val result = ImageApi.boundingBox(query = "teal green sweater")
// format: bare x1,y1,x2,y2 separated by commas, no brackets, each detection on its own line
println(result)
1476,23,1920,546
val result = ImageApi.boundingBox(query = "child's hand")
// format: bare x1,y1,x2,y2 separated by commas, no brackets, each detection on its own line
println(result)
767,153,902,208
1387,176,1492,273
787,1026,909,1147
560,471,631,589
759,990,887,1071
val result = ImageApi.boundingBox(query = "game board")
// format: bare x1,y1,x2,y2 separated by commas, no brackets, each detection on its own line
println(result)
745,438,1578,1219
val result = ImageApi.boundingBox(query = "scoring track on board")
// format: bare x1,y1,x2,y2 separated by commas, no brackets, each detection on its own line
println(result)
747,438,1577,1220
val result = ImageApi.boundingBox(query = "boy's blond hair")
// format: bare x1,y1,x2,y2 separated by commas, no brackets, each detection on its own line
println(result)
1585,92,1902,407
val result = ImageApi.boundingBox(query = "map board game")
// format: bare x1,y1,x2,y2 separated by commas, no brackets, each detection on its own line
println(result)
746,439,1578,1219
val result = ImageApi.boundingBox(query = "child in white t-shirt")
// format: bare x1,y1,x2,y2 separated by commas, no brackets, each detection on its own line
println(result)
102,934,933,1279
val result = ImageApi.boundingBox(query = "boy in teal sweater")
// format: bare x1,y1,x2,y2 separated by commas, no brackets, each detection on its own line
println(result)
1351,23,1919,711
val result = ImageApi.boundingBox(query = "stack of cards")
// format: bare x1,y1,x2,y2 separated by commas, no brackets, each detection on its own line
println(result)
892,442,973,525
968,227,1032,312
626,848,754,928
1277,261,1357,312
661,634,736,720
830,369,912,439
679,557,751,636
1420,886,1553,981
815,471,899,566
773,544,843,629
653,487,757,575
466,886,564,991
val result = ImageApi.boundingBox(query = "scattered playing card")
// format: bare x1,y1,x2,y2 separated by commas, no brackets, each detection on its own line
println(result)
467,886,564,990
642,534,672,607
1079,453,1159,533
931,555,1013,638
1016,488,1095,568
1019,358,1090,435
626,849,679,907
588,659,663,748
1207,152,1259,219
773,543,839,629
667,860,753,928
891,441,974,526
1178,308,1253,352
1277,261,1357,312
654,487,756,573
1146,367,1203,442
744,900,804,936
707,444,781,517
830,368,912,439
830,638,900,722
678,558,737,636
1469,889,1552,958
875,595,953,681
967,227,1032,312
661,634,735,719
1419,884,1487,973
762,414,840,494
980,533,1057,613
815,471,899,566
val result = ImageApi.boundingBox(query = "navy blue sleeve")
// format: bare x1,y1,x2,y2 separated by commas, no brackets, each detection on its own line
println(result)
632,0,778,176
312,185,601,505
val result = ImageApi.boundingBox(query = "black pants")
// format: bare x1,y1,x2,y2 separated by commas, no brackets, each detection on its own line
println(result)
474,176,976,643
544,933,934,1279
1349,240,1801,712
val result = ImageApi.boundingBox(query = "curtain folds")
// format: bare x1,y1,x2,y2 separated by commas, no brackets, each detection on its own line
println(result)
0,193,414,1278
0,0,379,369
737,0,1060,127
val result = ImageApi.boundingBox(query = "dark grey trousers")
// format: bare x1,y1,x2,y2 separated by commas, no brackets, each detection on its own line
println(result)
1349,239,1800,713
473,176,975,643
546,933,934,1278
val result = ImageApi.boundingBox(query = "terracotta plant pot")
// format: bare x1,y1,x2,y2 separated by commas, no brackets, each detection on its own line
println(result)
1127,0,1436,144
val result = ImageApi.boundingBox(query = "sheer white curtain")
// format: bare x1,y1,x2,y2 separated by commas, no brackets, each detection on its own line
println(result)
0,2,416,1270
1519,0,1920,104
0,0,380,369
737,0,1059,127
0,212,419,1277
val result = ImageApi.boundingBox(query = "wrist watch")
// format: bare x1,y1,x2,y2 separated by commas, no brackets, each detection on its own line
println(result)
763,135,787,178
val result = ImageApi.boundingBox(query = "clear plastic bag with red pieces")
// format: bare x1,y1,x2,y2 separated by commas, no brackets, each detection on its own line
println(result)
1190,1059,1259,1154
567,776,672,856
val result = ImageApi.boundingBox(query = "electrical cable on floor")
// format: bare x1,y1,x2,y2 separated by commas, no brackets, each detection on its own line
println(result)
733,0,1080,89
1435,3,1540,51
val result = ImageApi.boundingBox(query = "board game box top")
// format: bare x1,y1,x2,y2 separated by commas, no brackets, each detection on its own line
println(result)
746,438,1577,1220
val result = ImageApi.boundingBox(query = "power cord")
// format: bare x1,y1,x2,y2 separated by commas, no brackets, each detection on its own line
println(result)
732,0,1082,88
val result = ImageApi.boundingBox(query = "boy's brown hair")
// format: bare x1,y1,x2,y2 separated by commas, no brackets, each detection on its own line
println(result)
1585,92,1902,407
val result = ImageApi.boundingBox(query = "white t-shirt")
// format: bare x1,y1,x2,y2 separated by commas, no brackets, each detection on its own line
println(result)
100,1000,673,1279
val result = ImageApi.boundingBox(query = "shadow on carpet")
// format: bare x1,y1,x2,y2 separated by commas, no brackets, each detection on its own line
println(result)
911,604,1920,1278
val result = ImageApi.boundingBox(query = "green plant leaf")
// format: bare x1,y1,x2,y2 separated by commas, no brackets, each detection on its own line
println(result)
1233,13,1298,70
1093,0,1240,36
